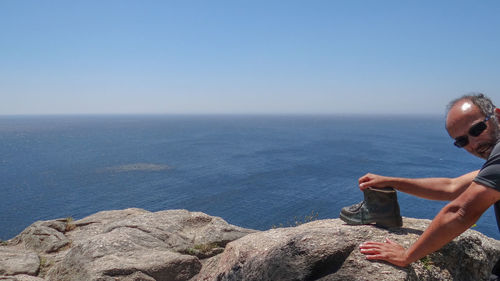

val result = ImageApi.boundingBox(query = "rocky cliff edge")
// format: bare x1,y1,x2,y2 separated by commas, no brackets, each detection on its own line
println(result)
1,208,499,281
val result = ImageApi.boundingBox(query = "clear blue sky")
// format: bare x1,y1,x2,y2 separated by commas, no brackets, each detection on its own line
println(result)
1,1,499,115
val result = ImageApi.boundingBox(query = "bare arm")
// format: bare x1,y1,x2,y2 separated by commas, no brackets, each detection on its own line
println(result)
359,182,500,266
358,170,479,201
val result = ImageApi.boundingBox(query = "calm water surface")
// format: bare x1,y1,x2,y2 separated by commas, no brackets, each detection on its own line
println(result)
0,115,495,240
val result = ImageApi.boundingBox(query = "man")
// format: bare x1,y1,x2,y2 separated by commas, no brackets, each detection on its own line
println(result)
358,93,500,267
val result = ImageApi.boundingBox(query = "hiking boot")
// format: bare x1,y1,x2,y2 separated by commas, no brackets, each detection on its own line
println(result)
340,187,402,228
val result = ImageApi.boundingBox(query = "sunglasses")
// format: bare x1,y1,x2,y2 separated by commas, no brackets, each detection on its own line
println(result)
454,115,492,148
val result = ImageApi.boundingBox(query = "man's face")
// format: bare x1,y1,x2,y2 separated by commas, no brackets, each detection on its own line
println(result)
446,101,499,159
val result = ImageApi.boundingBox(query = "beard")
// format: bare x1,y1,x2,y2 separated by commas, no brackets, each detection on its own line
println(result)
477,143,495,159
479,119,500,159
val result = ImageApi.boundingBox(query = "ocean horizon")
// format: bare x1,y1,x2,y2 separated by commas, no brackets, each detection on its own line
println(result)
1,114,497,240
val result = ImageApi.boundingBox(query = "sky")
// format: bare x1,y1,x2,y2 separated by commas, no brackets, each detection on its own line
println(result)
1,1,499,115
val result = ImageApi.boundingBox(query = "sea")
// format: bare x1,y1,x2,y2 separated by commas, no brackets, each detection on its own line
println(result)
1,114,498,241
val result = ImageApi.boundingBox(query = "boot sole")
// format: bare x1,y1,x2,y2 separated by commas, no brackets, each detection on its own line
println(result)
340,213,402,228
339,212,364,225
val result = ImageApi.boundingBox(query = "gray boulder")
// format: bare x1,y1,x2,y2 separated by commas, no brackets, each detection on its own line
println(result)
47,227,202,281
0,275,46,281
193,217,500,281
45,209,255,281
2,209,500,281
0,247,39,276
11,220,70,254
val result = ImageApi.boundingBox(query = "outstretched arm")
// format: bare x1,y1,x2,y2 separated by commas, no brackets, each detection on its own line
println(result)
359,182,500,267
358,170,479,201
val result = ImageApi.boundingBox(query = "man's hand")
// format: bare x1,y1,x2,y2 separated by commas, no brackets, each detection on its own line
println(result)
358,173,393,190
359,238,410,267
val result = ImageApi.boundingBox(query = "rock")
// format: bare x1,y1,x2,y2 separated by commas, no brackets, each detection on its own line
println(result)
64,209,255,254
11,221,70,254
70,208,150,240
118,271,157,281
3,209,500,281
0,275,46,281
193,217,500,281
0,247,39,276
45,209,255,281
47,228,202,281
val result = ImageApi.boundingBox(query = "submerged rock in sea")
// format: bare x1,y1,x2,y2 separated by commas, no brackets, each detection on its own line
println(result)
103,163,171,173
1,209,499,281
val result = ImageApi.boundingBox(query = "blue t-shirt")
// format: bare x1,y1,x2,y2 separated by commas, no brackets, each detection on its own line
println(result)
474,140,500,232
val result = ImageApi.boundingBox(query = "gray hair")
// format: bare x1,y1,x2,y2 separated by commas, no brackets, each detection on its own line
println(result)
447,93,496,117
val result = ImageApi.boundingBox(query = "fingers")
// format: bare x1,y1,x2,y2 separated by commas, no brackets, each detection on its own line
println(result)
385,237,395,244
358,174,369,184
359,183,370,190
358,238,409,267
359,242,386,260
358,173,374,190
365,253,387,260
359,247,382,256
359,241,385,255
358,173,393,190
